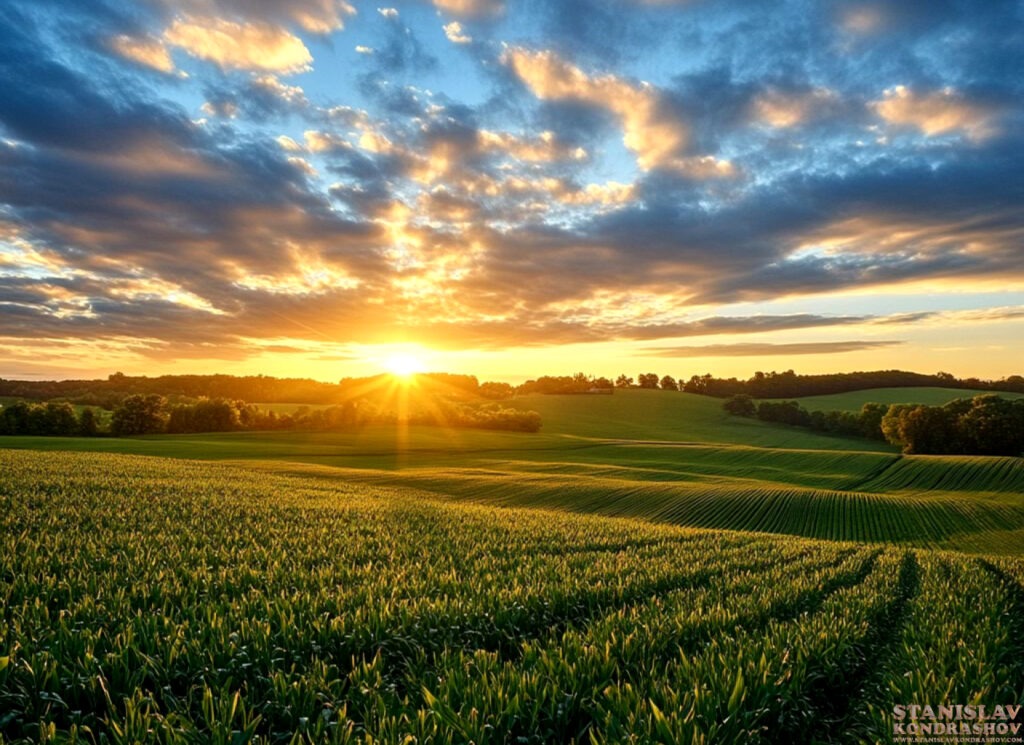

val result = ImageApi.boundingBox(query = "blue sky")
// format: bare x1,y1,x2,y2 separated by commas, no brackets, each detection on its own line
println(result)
0,0,1022,381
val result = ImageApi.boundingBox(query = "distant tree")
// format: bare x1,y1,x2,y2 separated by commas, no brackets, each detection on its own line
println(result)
78,407,99,436
479,381,514,400
659,375,678,391
756,400,811,427
615,374,634,388
880,404,916,449
46,402,79,436
723,394,757,417
111,394,169,436
591,376,614,390
958,395,1024,456
637,373,659,389
858,403,888,440
896,405,959,454
0,401,31,434
683,374,712,394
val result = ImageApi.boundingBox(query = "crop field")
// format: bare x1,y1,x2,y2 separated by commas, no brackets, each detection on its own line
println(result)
3,390,1024,554
2,449,1023,744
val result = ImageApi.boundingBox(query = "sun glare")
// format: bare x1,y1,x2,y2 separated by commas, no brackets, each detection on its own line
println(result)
384,353,425,378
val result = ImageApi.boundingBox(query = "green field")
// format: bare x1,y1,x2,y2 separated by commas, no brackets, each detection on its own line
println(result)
791,386,1024,412
3,390,1023,554
2,450,1022,744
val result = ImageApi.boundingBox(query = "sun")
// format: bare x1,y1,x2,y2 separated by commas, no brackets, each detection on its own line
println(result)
384,353,425,378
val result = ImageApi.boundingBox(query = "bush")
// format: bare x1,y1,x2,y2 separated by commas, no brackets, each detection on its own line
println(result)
723,394,757,417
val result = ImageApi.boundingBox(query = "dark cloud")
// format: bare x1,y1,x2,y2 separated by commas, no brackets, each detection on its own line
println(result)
369,21,439,75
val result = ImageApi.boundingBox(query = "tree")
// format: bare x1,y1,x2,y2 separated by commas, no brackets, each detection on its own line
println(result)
897,406,958,454
958,395,1024,455
0,401,31,434
858,403,888,440
45,402,79,436
111,394,169,436
880,404,916,449
78,407,99,436
723,394,757,417
615,374,634,388
479,381,514,400
637,373,659,389
659,375,678,391
756,400,811,427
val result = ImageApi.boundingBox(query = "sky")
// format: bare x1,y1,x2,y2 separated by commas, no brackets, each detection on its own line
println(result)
0,0,1022,383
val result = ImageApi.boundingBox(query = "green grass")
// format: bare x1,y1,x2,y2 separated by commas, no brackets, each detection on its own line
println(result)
2,450,1022,744
792,386,1024,412
3,389,1022,554
512,389,890,449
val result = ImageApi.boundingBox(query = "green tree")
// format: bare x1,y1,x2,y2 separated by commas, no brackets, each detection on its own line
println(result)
858,403,888,440
723,394,757,417
637,373,659,389
78,407,99,436
111,395,169,436
45,402,79,435
958,395,1024,456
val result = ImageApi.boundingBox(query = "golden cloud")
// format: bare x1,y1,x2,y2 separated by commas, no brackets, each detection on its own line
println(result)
443,21,472,44
432,0,503,17
505,48,731,177
164,16,313,73
110,34,176,73
478,129,586,162
289,0,356,33
753,87,837,128
871,85,998,142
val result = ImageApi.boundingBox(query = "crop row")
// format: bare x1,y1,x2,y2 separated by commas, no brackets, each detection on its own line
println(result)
1,450,1022,743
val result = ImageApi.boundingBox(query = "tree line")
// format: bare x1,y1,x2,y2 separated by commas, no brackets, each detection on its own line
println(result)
3,369,1021,407
681,369,1024,398
1,395,541,437
518,369,1024,398
0,371,487,408
723,394,1024,456
0,401,100,436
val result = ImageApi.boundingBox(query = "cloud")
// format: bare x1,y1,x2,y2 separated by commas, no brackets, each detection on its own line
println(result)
163,16,313,73
164,0,356,34
443,21,472,44
478,129,586,162
871,86,1000,141
752,87,839,128
504,47,732,177
109,34,176,73
377,7,398,18
646,341,905,357
2,0,1023,366
431,0,503,17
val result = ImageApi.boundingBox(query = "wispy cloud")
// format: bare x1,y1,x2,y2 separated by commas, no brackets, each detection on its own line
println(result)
646,341,905,357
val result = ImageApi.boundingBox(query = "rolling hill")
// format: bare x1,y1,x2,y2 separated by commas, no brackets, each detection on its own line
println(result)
791,386,1024,412
3,388,1021,554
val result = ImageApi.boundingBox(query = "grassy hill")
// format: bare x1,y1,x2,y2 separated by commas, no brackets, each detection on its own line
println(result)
792,386,1024,411
3,388,1022,554
510,389,892,449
